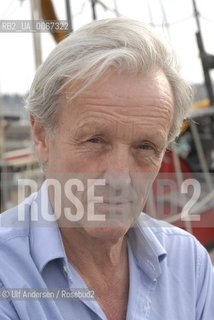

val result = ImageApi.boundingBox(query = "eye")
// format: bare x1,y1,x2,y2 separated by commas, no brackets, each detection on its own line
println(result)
135,142,165,159
87,136,103,144
137,143,154,150
134,142,163,157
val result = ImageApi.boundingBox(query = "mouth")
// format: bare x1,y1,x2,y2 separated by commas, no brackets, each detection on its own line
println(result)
94,201,132,212
102,202,131,206
102,198,133,205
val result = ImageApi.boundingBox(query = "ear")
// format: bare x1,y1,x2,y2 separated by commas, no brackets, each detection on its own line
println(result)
30,115,49,163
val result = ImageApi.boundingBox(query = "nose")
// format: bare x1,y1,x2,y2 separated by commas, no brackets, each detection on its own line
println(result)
103,144,132,190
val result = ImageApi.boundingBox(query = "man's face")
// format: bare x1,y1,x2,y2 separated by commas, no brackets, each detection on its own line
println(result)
35,69,174,240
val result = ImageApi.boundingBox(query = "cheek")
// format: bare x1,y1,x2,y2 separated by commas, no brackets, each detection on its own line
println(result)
150,156,164,172
133,171,156,192
136,154,165,174
132,153,165,195
47,140,80,172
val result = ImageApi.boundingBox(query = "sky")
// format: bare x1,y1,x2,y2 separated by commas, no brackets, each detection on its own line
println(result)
0,0,214,94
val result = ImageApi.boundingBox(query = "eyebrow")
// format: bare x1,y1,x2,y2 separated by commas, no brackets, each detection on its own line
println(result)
74,122,166,146
73,121,111,138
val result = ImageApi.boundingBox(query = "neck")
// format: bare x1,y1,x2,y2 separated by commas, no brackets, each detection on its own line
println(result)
60,227,128,278
60,226,130,318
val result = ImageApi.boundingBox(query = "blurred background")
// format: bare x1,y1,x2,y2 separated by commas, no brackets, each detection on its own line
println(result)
0,0,214,262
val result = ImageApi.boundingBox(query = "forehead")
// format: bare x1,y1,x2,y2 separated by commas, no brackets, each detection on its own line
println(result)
59,69,174,139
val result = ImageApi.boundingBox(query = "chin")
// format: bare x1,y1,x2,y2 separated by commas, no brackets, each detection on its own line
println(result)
78,205,141,240
82,220,131,241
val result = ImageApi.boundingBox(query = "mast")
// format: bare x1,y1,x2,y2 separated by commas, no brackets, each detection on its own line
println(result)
192,0,202,34
91,0,97,20
159,0,170,38
65,0,73,33
192,0,214,104
30,0,42,69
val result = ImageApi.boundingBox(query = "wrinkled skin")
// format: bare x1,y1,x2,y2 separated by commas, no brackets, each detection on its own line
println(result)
32,69,174,240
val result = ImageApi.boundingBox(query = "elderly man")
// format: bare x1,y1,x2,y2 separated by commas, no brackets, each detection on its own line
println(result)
0,18,213,320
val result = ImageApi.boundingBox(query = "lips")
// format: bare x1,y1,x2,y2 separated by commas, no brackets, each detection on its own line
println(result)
102,200,132,205
105,203,128,206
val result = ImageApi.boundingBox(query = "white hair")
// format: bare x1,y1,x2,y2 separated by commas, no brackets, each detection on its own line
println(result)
25,17,193,142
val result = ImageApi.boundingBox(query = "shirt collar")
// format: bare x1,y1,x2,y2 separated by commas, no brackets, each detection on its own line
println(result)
127,213,167,281
30,181,167,279
29,181,66,273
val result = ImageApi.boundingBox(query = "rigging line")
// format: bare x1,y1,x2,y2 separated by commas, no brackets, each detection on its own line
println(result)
1,4,23,21
65,0,73,33
190,7,214,24
159,0,170,28
159,0,171,40
148,15,194,27
199,14,214,23
90,0,97,20
2,0,26,21
73,1,86,18
0,0,18,20
168,14,194,25
112,0,120,17
146,0,154,26
94,0,122,16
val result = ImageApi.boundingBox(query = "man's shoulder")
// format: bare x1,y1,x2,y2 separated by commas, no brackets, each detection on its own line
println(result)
0,192,37,244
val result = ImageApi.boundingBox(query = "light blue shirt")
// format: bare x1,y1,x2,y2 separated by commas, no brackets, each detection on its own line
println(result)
0,181,213,320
